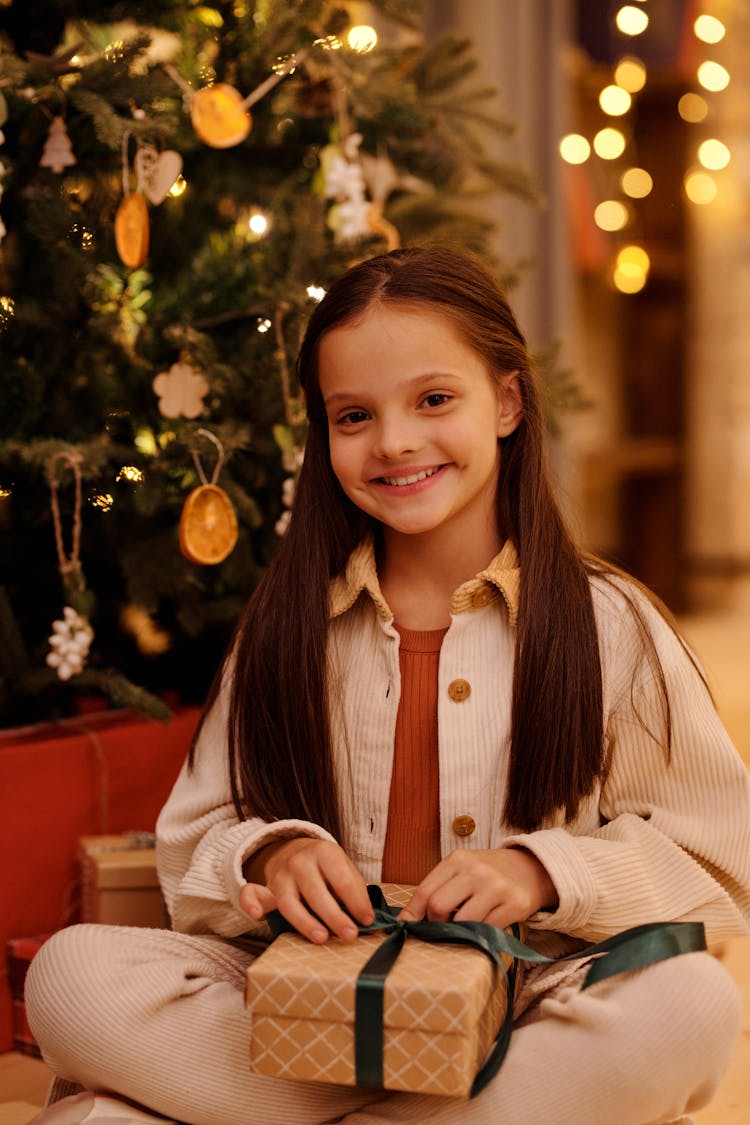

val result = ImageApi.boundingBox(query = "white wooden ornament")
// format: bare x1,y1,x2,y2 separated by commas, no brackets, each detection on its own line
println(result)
40,116,76,173
153,361,209,419
135,145,183,205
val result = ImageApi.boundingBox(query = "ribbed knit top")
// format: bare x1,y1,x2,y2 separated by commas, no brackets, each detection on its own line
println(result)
381,623,448,885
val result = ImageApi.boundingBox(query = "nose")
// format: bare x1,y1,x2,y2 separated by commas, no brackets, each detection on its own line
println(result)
372,414,421,460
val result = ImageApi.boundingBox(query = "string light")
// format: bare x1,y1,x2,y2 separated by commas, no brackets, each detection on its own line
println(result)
116,466,144,483
559,133,590,164
169,175,187,197
678,93,708,123
694,15,725,44
593,127,626,159
307,284,326,301
697,61,730,92
613,245,650,294
697,138,730,170
615,6,649,36
614,56,647,92
594,200,629,231
0,295,15,327
247,208,270,236
90,493,114,511
257,318,271,333
621,167,653,198
684,169,717,205
347,25,378,54
599,85,631,116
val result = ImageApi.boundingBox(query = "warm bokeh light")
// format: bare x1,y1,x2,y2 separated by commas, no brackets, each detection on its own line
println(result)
615,6,649,36
678,92,709,123
248,209,270,235
614,244,650,293
684,169,718,204
594,200,629,231
621,167,653,198
307,285,326,301
559,133,591,164
599,85,632,116
347,25,378,53
169,175,187,197
257,318,272,333
614,56,647,92
116,466,144,483
698,138,730,170
697,60,730,92
593,127,626,159
694,15,725,44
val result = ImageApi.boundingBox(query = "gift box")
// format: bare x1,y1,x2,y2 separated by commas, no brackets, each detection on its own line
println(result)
7,933,52,1057
79,833,167,928
245,884,516,1098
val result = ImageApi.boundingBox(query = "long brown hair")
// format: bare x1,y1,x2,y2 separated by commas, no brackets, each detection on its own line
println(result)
194,245,681,834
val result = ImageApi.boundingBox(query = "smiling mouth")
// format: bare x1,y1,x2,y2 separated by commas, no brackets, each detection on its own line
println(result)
377,466,444,487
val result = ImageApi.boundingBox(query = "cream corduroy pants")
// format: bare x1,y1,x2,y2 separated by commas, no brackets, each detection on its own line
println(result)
25,923,742,1125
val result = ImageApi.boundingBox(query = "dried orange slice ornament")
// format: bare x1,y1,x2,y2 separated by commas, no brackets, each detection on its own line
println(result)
190,84,252,148
179,483,238,565
115,191,149,268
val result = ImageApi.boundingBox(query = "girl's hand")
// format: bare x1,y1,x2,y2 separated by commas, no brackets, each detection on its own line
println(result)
239,837,374,944
397,847,558,930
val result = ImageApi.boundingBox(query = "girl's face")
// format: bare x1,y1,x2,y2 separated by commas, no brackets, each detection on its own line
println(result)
318,303,521,550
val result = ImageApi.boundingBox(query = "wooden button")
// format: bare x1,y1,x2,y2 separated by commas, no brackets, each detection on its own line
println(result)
452,814,476,837
448,678,471,702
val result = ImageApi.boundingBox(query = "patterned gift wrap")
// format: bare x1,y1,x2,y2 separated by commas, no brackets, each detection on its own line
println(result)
245,885,516,1097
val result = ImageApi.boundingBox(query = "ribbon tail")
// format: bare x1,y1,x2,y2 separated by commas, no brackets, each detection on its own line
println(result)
582,921,706,989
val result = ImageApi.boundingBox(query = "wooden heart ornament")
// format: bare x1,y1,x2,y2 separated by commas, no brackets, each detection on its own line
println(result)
135,145,183,205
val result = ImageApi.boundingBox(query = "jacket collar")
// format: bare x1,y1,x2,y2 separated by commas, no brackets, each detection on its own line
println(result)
329,536,520,627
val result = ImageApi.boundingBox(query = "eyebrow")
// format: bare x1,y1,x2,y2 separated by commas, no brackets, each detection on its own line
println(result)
322,371,464,407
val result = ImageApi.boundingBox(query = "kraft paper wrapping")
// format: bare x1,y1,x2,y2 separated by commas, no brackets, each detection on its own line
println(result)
245,884,515,1097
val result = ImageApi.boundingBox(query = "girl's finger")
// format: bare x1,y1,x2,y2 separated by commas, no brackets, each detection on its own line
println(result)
239,882,277,920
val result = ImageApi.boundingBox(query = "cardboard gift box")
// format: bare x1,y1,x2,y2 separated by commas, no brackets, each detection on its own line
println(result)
245,884,516,1098
79,833,167,928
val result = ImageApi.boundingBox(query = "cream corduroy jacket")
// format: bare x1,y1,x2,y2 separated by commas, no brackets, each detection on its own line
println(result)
156,539,750,954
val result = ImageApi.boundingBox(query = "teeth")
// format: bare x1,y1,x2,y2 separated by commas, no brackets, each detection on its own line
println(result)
381,467,440,487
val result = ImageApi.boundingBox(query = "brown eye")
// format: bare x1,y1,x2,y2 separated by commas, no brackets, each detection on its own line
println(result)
423,393,450,408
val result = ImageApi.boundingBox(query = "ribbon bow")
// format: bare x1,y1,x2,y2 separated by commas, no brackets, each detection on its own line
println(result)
268,886,706,1098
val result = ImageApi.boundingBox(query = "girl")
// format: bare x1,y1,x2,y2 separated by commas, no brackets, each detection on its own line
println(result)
27,247,750,1125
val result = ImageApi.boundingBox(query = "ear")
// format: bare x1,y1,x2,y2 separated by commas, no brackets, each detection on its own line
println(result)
496,372,522,438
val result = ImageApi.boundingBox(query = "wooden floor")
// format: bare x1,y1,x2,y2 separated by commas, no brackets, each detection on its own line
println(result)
0,608,748,1124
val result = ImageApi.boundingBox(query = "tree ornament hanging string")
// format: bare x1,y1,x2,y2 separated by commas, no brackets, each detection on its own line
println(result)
47,451,95,680
49,450,85,592
179,428,239,566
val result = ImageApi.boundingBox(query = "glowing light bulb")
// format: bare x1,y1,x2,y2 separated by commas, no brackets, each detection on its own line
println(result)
347,25,378,53
169,175,187,197
698,138,730,170
248,210,270,235
593,127,626,159
678,93,708,123
599,85,632,116
594,200,629,231
257,318,271,333
614,245,650,293
694,15,725,44
616,6,649,36
697,61,730,92
684,169,717,204
621,167,653,198
614,56,647,93
559,133,591,164
307,285,326,302
116,466,144,483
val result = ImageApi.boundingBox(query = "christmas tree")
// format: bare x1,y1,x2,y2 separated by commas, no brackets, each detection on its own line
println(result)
0,0,539,726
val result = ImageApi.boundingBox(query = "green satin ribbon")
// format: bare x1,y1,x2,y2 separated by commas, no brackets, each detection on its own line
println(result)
267,887,706,1098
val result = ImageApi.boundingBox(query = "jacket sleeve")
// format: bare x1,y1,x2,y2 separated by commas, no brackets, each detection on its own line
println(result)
155,669,336,937
504,585,750,945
